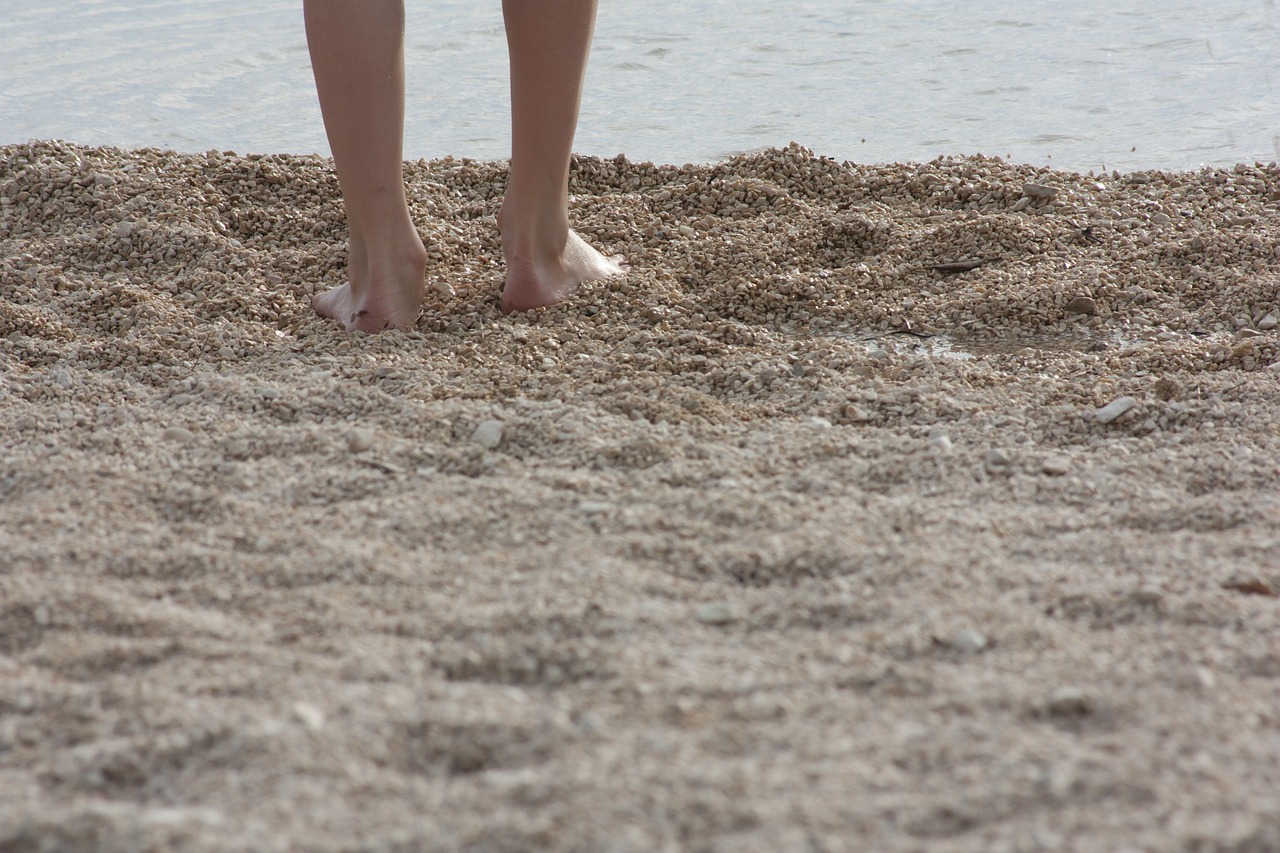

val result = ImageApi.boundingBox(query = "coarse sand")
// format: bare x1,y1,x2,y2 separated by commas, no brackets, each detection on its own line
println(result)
2,139,1279,852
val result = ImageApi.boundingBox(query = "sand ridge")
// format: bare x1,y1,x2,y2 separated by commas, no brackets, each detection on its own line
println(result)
1,140,1279,851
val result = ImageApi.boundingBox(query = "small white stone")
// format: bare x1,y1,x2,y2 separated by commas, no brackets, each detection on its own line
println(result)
1095,396,1137,424
347,428,375,453
984,448,1013,471
929,432,953,453
952,628,988,655
162,426,195,444
1022,183,1057,200
1046,686,1091,717
696,603,736,625
112,221,134,239
472,419,505,450
1041,454,1071,476
291,702,326,732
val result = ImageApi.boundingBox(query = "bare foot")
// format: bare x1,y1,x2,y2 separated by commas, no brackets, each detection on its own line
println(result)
500,229,626,313
312,239,430,332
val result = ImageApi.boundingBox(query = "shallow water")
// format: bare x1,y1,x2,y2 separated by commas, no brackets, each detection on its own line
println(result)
3,0,1278,170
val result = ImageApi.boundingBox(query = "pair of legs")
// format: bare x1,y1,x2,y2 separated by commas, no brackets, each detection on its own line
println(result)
304,0,624,331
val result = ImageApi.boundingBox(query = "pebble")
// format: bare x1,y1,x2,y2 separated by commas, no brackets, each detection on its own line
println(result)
1045,686,1092,717
1129,588,1164,606
347,428,375,453
1258,314,1278,331
951,628,988,655
1095,396,1137,424
928,431,953,453
1041,454,1072,476
983,448,1013,472
1152,378,1182,401
162,426,196,444
112,221,134,239
1022,183,1057,200
1064,295,1097,316
291,702,326,732
472,420,505,450
696,603,737,625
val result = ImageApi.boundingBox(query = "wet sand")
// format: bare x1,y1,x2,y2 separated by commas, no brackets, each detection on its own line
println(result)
2,140,1279,851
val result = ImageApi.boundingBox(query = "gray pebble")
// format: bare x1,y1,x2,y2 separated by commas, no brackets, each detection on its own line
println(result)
952,628,988,655
984,448,1013,471
1129,588,1164,606
1023,183,1057,200
348,428,375,453
472,419,505,450
162,426,196,444
1095,396,1137,424
1258,313,1278,331
1046,686,1092,717
696,603,737,625
1064,295,1097,316
1041,454,1072,476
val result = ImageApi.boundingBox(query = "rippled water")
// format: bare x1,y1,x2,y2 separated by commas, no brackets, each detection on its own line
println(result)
3,0,1278,170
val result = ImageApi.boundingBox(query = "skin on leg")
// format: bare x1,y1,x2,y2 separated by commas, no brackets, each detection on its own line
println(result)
498,0,626,313
304,0,430,331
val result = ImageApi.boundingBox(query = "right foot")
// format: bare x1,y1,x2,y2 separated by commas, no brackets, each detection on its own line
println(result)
312,240,430,332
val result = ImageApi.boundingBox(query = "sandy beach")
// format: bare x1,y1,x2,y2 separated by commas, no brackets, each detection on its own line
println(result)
2,139,1279,851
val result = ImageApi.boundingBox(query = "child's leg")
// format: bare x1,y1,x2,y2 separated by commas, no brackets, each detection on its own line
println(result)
498,0,625,313
304,0,428,331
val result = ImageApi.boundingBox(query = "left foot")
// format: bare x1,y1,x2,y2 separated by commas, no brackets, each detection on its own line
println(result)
499,228,626,313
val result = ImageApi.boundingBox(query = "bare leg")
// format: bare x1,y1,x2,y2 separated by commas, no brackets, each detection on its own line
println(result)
498,0,625,313
304,0,430,331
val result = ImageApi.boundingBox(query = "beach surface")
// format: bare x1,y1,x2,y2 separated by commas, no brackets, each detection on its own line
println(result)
2,140,1279,851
